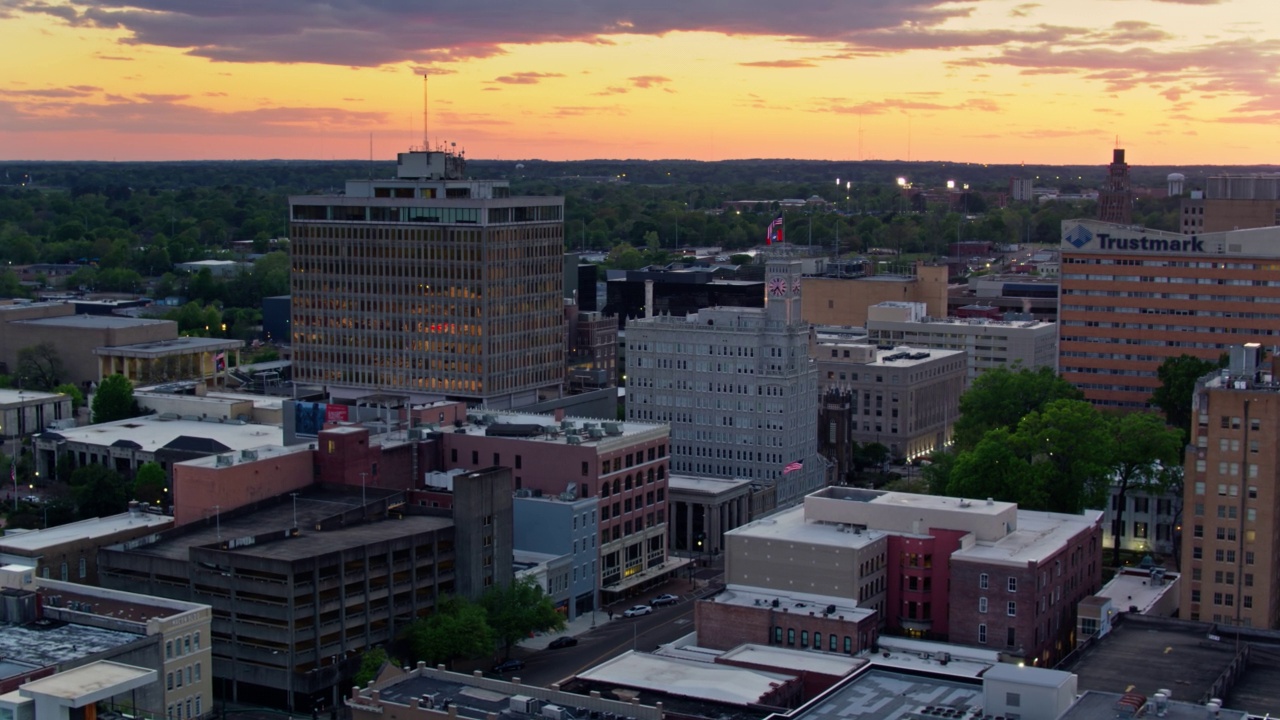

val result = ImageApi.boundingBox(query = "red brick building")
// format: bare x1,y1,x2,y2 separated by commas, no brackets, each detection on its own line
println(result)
723,488,1102,666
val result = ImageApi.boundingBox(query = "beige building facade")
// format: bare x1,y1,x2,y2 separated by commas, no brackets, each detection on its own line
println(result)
289,149,565,408
1180,345,1280,629
801,262,949,328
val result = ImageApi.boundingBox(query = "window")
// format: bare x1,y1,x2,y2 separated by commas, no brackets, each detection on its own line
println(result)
1007,577,1017,592
194,632,200,650
1006,693,1021,708
1007,601,1017,617
978,624,987,644
800,630,809,647
813,632,822,650
195,663,201,681
830,635,838,652
167,673,173,690
1007,627,1016,647
979,597,988,613
787,628,795,645
78,557,86,579
774,626,783,643
166,641,173,659
844,636,852,653
60,562,67,581
979,573,989,590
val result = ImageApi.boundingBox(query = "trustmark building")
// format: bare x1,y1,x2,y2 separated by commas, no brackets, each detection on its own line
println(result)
1058,220,1280,409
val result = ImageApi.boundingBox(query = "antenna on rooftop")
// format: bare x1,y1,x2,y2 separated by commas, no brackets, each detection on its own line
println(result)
423,74,429,152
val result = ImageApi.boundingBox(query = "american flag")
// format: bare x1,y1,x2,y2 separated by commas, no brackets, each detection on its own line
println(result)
783,460,804,474
766,214,783,245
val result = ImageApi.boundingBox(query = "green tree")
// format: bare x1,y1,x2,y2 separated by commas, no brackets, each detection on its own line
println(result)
946,429,1040,507
1012,399,1117,513
53,383,85,411
403,596,494,667
951,367,1083,451
919,451,957,496
132,461,167,506
480,577,565,659
92,374,138,423
1107,412,1185,566
0,268,28,299
16,343,66,390
1150,354,1222,442
353,647,398,687
70,464,129,519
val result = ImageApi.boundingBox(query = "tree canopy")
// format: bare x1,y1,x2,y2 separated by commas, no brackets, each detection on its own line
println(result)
402,596,494,667
353,647,399,688
479,577,565,658
1151,354,1223,441
70,464,130,519
16,343,65,391
91,374,138,424
951,367,1083,452
132,461,167,507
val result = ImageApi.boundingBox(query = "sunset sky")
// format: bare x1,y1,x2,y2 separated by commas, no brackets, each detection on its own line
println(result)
0,0,1276,164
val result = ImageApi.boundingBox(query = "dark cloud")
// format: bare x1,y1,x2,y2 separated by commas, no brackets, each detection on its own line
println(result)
0,85,100,98
592,86,628,96
136,92,189,102
740,59,817,68
5,0,969,67
628,75,670,88
0,94,388,136
489,71,564,85
1009,3,1039,17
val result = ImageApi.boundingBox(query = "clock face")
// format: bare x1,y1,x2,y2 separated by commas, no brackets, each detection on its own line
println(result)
768,277,787,296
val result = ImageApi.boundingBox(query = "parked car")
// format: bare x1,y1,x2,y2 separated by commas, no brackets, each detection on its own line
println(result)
651,594,679,607
548,636,578,650
623,605,653,617
492,658,525,673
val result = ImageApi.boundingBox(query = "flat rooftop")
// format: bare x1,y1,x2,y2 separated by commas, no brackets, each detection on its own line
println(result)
954,510,1103,566
446,410,667,449
669,474,755,496
130,486,449,561
10,315,168,330
19,660,155,704
1063,616,1239,704
0,389,64,405
712,585,875,625
721,644,865,678
1061,691,1246,720
790,669,983,720
39,415,282,453
728,505,885,550
0,512,172,552
1096,569,1178,615
577,650,795,706
94,336,241,356
0,620,141,676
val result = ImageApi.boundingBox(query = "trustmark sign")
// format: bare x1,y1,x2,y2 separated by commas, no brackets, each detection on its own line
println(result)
1063,222,1205,253
1097,233,1205,252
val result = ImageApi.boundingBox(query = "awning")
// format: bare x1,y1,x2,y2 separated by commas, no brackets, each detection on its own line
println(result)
601,556,693,594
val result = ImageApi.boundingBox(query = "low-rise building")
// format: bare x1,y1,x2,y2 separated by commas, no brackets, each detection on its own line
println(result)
725,488,1103,667
810,332,965,461
864,302,1058,385
513,493,599,621
0,505,173,584
0,388,74,457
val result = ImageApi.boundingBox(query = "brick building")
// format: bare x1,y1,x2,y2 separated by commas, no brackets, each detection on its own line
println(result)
1058,219,1280,409
0,504,173,585
1179,344,1280,629
723,488,1102,666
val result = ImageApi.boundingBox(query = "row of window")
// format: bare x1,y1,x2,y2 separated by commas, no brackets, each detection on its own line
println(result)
977,573,1020,592
165,662,200,690
773,626,857,653
167,695,201,720
165,632,201,659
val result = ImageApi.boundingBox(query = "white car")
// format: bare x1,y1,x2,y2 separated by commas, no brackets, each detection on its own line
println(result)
623,605,653,617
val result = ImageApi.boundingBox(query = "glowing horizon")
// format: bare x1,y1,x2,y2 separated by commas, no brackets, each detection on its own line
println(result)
0,0,1276,165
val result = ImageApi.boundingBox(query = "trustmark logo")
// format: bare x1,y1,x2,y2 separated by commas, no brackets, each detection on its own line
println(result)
1065,224,1093,249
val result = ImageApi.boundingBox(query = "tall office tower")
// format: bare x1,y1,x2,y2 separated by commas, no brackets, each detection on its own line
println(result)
289,150,565,408
1058,219,1280,409
626,259,825,507
1181,345,1280,629
1097,148,1133,225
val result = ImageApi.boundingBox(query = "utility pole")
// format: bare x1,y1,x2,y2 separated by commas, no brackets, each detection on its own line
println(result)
290,492,299,528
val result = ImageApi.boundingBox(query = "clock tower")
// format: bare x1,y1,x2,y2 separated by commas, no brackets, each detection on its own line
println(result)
765,259,804,325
